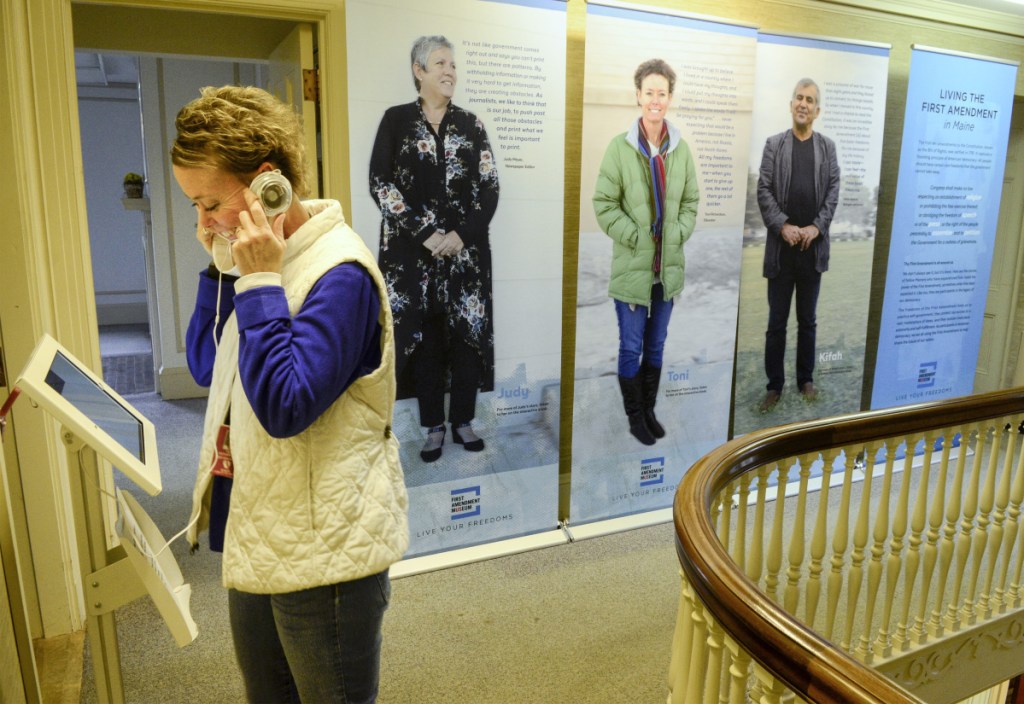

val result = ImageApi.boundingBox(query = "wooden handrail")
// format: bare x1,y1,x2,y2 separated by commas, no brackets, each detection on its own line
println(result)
673,387,1024,703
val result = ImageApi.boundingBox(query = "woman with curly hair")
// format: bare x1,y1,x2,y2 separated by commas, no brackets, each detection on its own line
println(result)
174,85,408,703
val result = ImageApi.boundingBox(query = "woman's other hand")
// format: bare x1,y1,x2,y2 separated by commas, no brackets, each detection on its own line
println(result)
197,221,215,256
422,231,445,253
430,230,464,258
233,189,287,275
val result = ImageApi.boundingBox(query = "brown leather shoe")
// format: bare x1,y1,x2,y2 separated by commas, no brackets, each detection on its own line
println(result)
800,382,818,401
759,390,781,413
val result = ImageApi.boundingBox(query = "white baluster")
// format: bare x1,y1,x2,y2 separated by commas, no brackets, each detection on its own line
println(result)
748,467,771,585
995,415,1019,613
967,426,999,623
914,428,952,644
844,441,875,653
980,421,1011,618
889,435,919,652
785,455,814,615
765,463,788,604
703,610,725,704
733,474,752,577
826,449,853,641
808,448,838,631
901,431,933,647
686,591,710,704
932,425,970,636
712,491,724,552
946,427,983,630
668,571,697,704
724,634,752,704
1000,420,1024,610
752,663,787,704
861,441,897,662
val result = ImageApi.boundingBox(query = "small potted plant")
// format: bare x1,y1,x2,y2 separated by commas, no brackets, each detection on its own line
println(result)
123,172,145,198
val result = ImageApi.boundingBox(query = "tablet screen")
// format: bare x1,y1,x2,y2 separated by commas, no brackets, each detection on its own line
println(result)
45,351,145,462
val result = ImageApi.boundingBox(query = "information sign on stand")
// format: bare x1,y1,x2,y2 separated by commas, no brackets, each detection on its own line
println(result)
116,490,197,646
3,334,196,703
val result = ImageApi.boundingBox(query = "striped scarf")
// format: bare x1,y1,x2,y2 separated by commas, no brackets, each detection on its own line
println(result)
637,119,669,275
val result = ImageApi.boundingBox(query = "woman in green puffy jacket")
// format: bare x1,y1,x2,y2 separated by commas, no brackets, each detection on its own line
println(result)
592,58,699,446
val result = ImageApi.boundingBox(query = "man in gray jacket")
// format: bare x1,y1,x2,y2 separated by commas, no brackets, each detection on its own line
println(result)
757,77,841,412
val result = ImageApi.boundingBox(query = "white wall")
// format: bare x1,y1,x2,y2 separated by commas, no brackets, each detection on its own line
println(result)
78,85,148,326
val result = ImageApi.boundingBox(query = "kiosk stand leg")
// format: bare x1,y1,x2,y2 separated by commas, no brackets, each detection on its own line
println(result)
63,430,125,704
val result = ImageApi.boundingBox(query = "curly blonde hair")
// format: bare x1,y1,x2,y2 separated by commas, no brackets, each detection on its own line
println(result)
171,85,310,198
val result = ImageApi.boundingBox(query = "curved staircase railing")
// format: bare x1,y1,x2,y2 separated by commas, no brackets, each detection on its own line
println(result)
671,388,1024,704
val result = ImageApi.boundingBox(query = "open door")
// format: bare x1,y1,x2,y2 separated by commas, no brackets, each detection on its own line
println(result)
268,24,320,196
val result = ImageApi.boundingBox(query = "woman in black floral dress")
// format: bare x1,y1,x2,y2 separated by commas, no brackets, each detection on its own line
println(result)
370,35,499,463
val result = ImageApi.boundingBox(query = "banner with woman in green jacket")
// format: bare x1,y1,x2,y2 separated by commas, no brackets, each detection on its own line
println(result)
570,4,754,527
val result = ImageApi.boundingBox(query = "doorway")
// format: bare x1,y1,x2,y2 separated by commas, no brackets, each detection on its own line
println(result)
75,51,156,395
72,6,321,399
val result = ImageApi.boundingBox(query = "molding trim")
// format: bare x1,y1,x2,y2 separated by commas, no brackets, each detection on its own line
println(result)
876,610,1024,703
157,365,208,401
817,0,1024,38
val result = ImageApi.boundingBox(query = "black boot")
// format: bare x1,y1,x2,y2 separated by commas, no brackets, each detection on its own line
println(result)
618,374,656,446
640,362,666,439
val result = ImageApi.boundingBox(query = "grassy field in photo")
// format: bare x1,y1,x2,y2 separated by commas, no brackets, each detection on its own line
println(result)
732,238,874,436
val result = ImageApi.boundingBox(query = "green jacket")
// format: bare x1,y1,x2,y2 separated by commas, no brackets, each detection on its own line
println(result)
593,119,699,305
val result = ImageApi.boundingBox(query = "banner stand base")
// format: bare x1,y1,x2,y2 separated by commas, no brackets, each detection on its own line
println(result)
392,528,569,578
563,508,673,542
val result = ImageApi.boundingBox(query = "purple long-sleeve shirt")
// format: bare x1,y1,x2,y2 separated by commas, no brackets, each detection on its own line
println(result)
185,263,382,438
185,263,381,552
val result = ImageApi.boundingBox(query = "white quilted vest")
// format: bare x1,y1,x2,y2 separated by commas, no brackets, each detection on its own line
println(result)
186,200,408,593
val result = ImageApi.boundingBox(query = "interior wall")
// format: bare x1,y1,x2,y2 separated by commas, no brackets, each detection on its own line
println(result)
556,0,1024,471
78,84,149,326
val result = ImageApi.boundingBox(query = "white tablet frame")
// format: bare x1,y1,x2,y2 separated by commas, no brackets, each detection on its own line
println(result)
13,333,161,495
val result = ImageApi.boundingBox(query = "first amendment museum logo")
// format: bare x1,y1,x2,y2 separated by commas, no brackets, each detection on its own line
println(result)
640,457,665,487
450,485,482,520
917,361,937,389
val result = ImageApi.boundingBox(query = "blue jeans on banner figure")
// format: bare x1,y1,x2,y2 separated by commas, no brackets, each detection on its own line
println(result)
614,282,673,446
228,570,391,703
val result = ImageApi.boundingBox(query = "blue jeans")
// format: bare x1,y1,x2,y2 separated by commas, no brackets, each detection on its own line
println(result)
765,247,821,392
228,570,391,703
614,283,673,378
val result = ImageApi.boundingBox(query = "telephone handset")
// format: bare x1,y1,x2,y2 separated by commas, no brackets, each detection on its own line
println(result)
250,169,293,218
211,233,237,274
209,170,294,274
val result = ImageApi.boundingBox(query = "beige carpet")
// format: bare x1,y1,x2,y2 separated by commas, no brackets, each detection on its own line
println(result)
78,392,682,703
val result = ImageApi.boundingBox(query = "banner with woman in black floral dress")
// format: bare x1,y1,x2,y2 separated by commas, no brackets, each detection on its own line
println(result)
349,0,566,561
370,35,499,464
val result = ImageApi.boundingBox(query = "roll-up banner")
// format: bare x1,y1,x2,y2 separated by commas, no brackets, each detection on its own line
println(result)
732,33,890,437
871,47,1018,410
346,0,566,558
570,1,754,526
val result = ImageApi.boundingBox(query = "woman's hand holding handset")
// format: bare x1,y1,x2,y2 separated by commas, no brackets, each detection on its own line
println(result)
232,190,288,275
206,170,292,275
